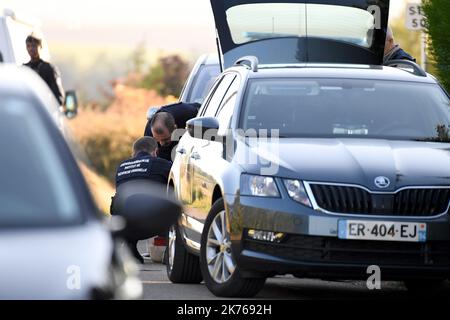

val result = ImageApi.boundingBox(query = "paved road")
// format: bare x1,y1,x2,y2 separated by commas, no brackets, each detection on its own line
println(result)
136,242,450,300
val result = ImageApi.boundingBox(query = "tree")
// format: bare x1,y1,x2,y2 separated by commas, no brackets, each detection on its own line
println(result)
141,54,190,97
423,0,450,91
130,41,147,74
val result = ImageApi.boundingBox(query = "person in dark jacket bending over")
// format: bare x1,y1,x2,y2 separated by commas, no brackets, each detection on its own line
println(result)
146,112,180,162
144,102,200,138
112,136,172,263
23,33,65,106
383,27,416,64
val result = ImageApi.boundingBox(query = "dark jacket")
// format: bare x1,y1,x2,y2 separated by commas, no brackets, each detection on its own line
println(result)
383,45,416,64
115,151,171,187
24,59,65,105
156,141,179,163
144,102,200,162
144,102,200,137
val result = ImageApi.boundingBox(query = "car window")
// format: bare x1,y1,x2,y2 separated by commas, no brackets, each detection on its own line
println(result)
216,76,240,134
202,74,236,118
227,3,375,48
186,64,221,104
241,78,450,142
0,96,82,227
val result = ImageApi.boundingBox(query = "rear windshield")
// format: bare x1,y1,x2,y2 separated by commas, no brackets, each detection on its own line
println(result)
227,3,375,48
0,97,82,227
241,78,450,142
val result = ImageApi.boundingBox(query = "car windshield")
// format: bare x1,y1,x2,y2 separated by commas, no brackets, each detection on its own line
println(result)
241,78,450,142
0,96,82,227
227,3,375,48
187,64,221,104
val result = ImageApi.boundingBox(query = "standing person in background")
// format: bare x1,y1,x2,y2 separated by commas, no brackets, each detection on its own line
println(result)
383,27,417,64
23,33,65,106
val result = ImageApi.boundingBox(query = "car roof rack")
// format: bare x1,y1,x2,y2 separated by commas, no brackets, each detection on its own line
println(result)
234,56,259,72
384,59,427,77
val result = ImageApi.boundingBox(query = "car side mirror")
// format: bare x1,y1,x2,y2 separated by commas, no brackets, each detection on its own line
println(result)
186,117,220,141
64,90,78,119
111,180,181,241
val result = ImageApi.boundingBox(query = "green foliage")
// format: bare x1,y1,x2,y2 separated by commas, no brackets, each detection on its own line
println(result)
141,54,190,97
130,41,147,74
141,62,165,94
83,131,135,183
423,0,450,91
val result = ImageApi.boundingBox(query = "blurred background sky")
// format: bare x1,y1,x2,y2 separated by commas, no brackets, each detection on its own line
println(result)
1,0,415,50
0,0,217,52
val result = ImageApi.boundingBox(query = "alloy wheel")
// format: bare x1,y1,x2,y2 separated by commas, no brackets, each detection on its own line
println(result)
168,225,176,272
205,210,236,283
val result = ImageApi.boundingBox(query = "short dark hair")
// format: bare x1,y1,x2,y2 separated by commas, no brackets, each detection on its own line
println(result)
133,136,157,155
150,112,176,133
26,34,42,48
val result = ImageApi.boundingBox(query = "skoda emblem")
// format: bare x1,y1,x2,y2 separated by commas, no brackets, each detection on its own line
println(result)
374,176,390,189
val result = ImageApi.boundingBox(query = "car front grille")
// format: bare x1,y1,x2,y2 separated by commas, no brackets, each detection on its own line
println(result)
308,184,450,217
244,234,450,267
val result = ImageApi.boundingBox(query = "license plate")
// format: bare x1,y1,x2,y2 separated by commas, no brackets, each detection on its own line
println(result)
338,220,427,242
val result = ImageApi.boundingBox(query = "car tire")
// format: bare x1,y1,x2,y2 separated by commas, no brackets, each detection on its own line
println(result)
199,198,266,297
165,223,203,284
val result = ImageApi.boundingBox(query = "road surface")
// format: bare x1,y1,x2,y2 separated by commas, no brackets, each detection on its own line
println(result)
136,241,450,300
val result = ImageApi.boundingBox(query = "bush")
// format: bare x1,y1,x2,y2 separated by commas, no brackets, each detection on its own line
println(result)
83,131,135,181
68,85,176,184
141,54,190,96
423,0,450,91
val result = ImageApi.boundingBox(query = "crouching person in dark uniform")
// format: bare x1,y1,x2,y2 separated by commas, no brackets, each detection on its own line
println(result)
110,136,172,263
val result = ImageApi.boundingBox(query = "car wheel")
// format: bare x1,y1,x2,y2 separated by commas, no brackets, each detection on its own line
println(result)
200,198,266,297
165,223,203,283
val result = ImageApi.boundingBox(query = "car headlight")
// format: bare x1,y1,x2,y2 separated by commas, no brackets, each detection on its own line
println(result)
283,179,312,207
241,174,280,197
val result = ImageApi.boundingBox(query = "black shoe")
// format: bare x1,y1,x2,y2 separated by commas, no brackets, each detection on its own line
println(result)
133,249,145,264
136,255,145,264
128,239,144,264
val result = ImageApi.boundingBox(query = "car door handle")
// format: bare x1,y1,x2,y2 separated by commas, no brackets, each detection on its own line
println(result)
176,147,186,154
190,152,200,160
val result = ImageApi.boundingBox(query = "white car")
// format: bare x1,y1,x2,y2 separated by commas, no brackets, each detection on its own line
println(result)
0,65,181,299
